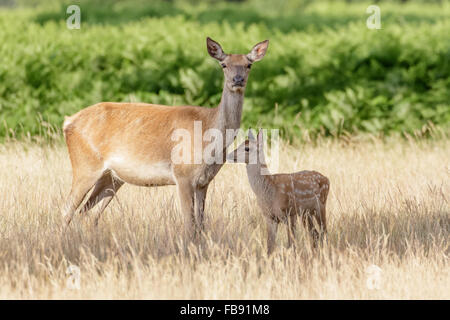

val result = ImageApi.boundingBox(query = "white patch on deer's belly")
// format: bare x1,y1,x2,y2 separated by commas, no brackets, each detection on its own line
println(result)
105,156,175,186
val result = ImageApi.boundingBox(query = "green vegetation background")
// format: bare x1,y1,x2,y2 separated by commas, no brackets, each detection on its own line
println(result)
0,0,449,139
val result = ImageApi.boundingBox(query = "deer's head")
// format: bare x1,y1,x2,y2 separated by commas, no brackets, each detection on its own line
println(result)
207,37,269,93
227,129,265,164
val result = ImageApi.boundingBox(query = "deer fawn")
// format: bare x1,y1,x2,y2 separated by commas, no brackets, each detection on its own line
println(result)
62,37,269,240
227,130,330,254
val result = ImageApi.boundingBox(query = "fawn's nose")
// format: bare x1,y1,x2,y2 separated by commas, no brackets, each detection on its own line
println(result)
233,75,244,86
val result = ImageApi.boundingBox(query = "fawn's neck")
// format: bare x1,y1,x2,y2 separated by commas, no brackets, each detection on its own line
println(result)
246,154,274,202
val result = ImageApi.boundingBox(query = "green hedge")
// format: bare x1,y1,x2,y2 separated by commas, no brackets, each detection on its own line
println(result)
0,1,449,139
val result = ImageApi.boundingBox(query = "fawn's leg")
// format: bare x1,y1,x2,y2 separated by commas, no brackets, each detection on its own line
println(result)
317,202,327,245
287,214,297,248
302,211,320,249
266,217,278,255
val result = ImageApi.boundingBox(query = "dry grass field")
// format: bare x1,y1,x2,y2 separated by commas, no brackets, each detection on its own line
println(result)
0,136,448,299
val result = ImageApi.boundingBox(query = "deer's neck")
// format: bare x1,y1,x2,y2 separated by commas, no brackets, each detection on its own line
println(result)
214,86,244,135
246,159,274,202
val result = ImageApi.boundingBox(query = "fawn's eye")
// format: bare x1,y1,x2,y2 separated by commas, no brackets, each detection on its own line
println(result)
247,64,252,69
221,64,226,68
245,147,250,152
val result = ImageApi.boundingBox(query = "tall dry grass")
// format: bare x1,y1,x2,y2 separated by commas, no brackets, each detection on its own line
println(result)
0,137,448,299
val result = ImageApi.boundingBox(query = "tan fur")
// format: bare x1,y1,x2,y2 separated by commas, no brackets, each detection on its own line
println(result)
228,130,330,254
62,38,269,242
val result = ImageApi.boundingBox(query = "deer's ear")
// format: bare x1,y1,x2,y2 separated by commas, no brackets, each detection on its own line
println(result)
207,37,226,61
257,129,264,145
247,40,269,62
248,128,256,140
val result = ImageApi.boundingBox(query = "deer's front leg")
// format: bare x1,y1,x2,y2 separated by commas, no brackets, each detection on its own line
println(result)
177,180,195,242
194,185,208,234
266,217,278,255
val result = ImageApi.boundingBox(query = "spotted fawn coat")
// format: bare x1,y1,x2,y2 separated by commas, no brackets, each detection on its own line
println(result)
228,130,330,254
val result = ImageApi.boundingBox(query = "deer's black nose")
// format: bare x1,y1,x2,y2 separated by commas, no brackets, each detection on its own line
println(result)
233,75,244,86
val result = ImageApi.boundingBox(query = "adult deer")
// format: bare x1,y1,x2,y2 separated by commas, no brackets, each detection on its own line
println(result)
62,37,269,240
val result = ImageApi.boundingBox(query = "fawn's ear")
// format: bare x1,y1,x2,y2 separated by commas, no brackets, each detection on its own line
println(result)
247,40,269,62
206,37,226,61
257,129,264,146
248,128,256,140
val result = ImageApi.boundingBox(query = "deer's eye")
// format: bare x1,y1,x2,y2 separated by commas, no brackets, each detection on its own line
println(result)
247,64,252,69
221,64,226,68
245,147,250,152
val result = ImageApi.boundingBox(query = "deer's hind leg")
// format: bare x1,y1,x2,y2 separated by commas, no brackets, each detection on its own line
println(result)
62,128,104,226
287,212,297,249
92,180,124,226
78,172,112,215
318,202,327,244
266,217,278,255
301,209,321,249
302,207,327,249
62,170,104,226
78,172,124,226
